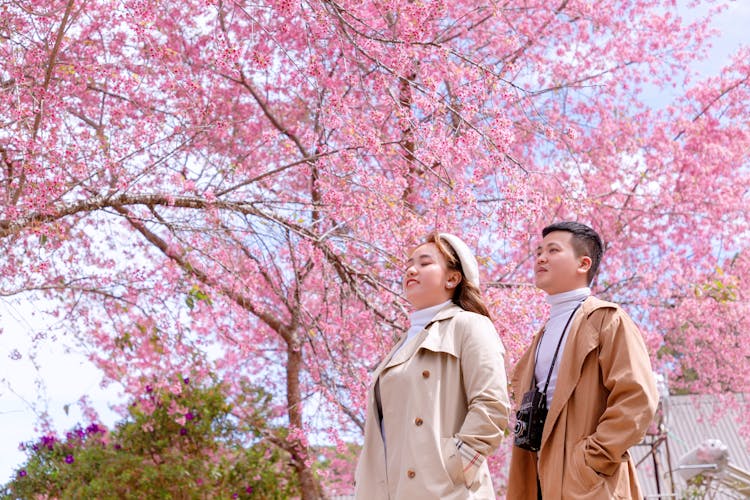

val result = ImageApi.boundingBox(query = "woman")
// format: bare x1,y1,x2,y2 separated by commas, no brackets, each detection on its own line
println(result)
355,232,510,499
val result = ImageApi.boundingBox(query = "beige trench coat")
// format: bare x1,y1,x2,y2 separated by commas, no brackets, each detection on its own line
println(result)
355,305,510,499
507,296,658,500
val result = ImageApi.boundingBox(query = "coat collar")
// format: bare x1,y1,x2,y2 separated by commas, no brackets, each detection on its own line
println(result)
426,303,463,325
381,303,463,371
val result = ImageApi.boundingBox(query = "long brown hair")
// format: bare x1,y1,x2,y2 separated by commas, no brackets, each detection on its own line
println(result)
425,233,491,318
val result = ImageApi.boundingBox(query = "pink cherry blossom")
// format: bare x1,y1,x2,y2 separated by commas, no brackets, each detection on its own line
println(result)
1,0,749,497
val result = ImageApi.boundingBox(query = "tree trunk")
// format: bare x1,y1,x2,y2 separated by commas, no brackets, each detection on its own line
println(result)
287,343,323,499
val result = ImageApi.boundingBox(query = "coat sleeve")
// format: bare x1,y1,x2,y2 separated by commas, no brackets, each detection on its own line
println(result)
585,308,659,476
453,313,511,484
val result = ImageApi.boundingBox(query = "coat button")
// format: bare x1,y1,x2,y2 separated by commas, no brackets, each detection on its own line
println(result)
414,417,423,426
407,469,416,479
422,370,430,378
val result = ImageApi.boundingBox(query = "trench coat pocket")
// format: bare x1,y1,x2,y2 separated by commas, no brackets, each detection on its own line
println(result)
441,437,465,487
569,439,605,494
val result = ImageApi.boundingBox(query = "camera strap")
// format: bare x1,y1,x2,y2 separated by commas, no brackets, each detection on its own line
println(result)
531,302,582,396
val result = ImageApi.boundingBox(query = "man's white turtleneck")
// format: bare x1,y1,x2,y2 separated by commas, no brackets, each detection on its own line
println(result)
393,300,452,356
535,287,590,407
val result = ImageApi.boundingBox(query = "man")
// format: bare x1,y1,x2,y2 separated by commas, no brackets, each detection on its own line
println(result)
507,221,658,499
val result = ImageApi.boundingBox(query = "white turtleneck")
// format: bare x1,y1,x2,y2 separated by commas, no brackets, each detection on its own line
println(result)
534,287,590,407
393,300,452,356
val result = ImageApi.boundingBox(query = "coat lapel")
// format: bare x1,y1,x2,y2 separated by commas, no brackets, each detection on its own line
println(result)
541,297,603,447
384,328,429,369
420,305,463,357
381,304,461,371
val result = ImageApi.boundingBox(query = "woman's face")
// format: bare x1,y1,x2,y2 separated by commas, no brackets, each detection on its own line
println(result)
403,242,459,310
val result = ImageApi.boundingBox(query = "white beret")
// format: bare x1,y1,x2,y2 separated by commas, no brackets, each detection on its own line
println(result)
438,233,480,287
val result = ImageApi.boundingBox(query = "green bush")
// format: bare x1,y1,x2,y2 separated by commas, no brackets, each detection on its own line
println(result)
2,378,299,499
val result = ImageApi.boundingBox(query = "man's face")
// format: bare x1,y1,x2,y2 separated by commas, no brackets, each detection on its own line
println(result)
534,231,589,295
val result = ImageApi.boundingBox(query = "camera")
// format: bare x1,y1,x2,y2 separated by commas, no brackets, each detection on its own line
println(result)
513,389,548,451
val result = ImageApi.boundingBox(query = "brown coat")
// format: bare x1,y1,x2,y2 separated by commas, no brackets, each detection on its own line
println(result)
355,305,511,499
507,296,658,500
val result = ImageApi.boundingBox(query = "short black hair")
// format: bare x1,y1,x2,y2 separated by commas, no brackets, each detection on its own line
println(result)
542,221,604,285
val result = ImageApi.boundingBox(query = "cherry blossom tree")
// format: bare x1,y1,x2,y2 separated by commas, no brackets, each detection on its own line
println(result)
2,0,749,496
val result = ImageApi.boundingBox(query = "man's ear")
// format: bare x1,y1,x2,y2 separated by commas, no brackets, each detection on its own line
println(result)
578,256,592,275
